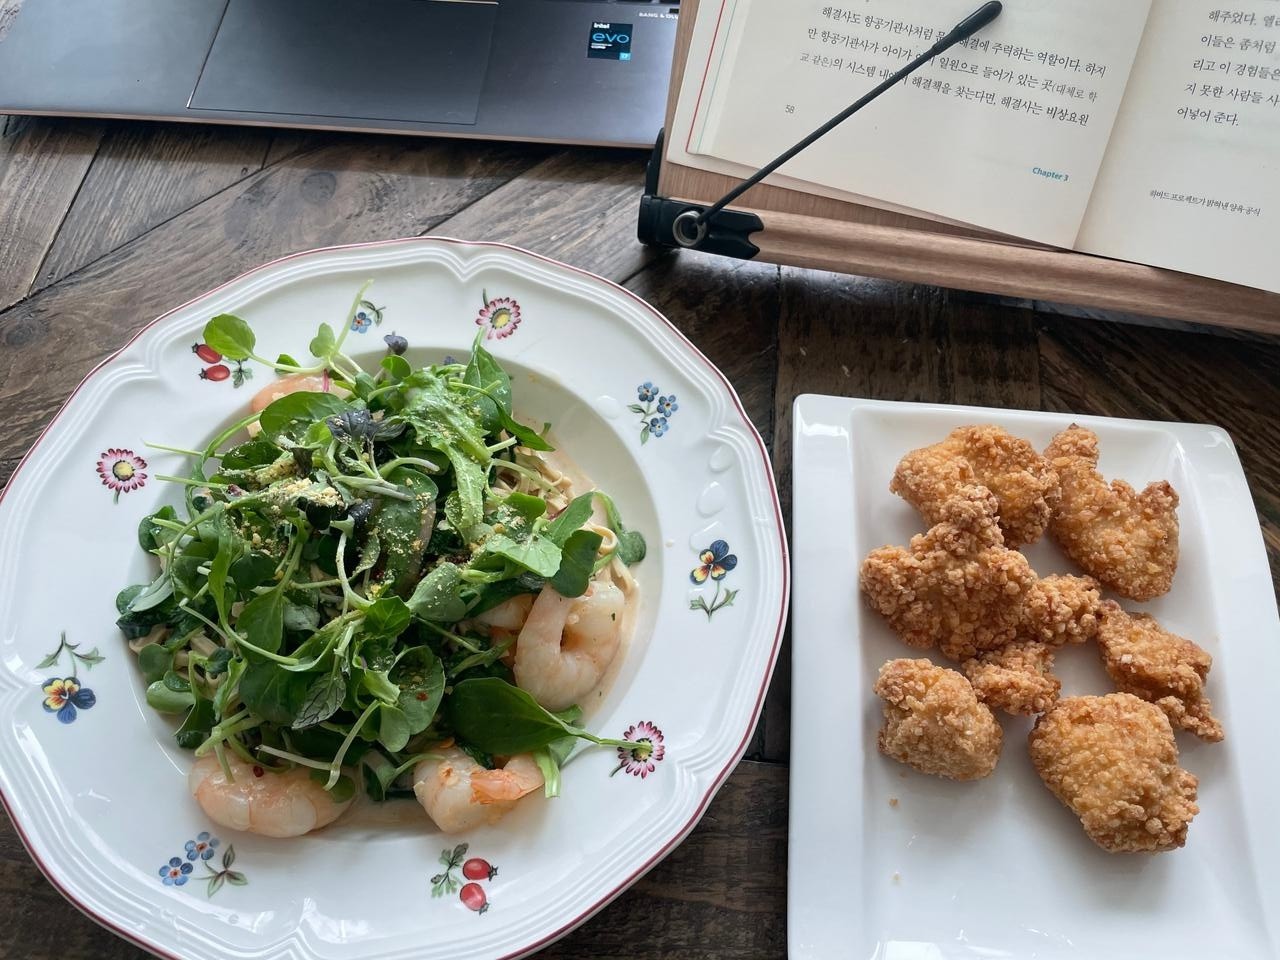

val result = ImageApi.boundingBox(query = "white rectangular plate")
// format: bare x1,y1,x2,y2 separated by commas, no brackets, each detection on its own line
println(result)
788,395,1280,960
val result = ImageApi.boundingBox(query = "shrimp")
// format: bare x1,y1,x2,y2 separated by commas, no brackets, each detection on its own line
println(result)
471,594,534,633
412,746,544,834
513,578,625,712
189,752,353,838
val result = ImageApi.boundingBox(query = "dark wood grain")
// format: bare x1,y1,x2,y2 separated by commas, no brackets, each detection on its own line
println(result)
1,114,1278,960
37,122,275,290
0,116,102,311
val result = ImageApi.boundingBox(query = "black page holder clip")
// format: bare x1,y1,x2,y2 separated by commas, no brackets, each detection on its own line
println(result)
637,129,764,259
636,1,1004,259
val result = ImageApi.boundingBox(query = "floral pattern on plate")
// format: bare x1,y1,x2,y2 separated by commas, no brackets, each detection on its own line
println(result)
96,448,148,502
160,833,246,896
192,341,253,387
432,842,499,914
351,299,385,334
611,721,665,778
37,632,102,724
690,541,739,620
629,382,679,444
475,291,522,340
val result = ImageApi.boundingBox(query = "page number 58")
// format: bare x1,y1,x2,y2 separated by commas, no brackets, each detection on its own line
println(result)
784,104,796,114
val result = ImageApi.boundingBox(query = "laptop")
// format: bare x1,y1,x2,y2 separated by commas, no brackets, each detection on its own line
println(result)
0,0,680,148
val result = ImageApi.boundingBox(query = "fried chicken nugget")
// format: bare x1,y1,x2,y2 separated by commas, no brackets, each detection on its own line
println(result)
1029,694,1199,853
891,425,1060,547
874,658,1002,780
964,642,1060,716
1097,602,1224,742
861,489,1101,661
1045,424,1179,601
860,487,1039,661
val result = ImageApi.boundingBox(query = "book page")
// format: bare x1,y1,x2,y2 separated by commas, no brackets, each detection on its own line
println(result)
676,0,1152,247
1076,1,1280,294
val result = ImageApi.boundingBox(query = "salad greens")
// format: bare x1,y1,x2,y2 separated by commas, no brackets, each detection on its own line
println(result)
119,287,647,802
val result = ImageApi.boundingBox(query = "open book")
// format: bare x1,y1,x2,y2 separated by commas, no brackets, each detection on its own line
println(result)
668,0,1280,295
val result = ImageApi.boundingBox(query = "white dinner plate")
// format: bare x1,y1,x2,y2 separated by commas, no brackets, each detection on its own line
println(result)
788,395,1279,960
0,238,788,960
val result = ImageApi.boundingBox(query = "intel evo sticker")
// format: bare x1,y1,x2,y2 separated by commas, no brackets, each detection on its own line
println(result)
588,21,632,61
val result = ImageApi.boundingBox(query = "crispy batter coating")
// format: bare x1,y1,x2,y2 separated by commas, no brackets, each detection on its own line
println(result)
860,487,1040,660
1024,574,1102,647
891,425,1060,547
873,658,1002,781
964,642,1060,716
1097,602,1224,742
861,489,1101,661
1029,694,1199,853
1045,425,1179,601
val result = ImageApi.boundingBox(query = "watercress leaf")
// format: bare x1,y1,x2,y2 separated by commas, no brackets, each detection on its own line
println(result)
360,669,400,705
237,590,284,655
145,679,195,714
381,355,411,381
446,677,581,755
277,353,300,368
391,647,445,732
230,551,277,592
258,391,352,440
292,671,345,730
163,669,191,692
363,596,412,641
217,437,281,470
138,644,173,685
309,322,336,359
174,699,215,750
549,529,603,598
203,313,256,362
407,562,467,622
544,493,595,546
351,372,379,401
238,661,307,725
138,506,178,552
479,533,562,578
377,704,412,752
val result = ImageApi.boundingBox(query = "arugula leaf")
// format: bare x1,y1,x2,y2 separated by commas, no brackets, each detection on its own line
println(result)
206,511,235,624
203,314,256,362
447,678,588,755
237,590,284,655
550,529,603,598
497,409,554,452
503,491,546,524
479,533,562,578
239,661,307,725
544,493,595,546
217,437,282,470
443,448,485,530
464,334,512,414
258,391,352,440
407,562,467,622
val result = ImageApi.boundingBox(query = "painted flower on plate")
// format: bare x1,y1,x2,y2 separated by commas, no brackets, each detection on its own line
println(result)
637,382,657,403
612,721,666,778
476,292,522,340
691,540,737,584
185,832,220,861
159,857,193,887
656,394,678,417
96,448,147,502
41,677,96,724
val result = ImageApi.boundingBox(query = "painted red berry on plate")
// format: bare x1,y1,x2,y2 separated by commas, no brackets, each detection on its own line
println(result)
460,882,488,914
192,342,222,364
201,364,231,382
463,858,497,881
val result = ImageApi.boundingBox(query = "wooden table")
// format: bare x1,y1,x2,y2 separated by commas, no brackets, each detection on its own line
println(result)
1,115,1277,960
